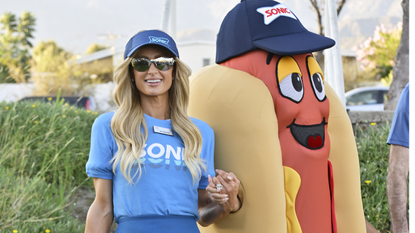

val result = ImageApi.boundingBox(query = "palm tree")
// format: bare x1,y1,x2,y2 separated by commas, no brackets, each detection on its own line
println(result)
0,11,36,83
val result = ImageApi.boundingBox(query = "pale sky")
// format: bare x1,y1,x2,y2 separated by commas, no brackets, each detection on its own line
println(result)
2,0,320,54
2,0,403,54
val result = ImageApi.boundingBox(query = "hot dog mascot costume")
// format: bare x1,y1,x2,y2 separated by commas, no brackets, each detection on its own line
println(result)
188,0,367,232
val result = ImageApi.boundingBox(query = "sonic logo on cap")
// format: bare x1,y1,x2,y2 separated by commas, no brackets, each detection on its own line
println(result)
149,36,170,47
256,4,297,25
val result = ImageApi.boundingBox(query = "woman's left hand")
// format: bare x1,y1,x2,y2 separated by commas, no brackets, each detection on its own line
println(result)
206,169,241,213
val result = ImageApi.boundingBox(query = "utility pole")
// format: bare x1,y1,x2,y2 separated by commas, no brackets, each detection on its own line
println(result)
161,0,176,39
324,0,345,106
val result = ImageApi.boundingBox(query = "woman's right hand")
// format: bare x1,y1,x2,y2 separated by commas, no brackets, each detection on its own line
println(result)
206,169,241,213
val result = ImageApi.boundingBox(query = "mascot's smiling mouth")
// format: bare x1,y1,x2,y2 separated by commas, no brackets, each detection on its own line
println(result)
287,118,327,150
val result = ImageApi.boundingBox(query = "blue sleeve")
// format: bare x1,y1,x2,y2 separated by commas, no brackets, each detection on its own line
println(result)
387,83,409,148
86,114,115,179
198,122,216,190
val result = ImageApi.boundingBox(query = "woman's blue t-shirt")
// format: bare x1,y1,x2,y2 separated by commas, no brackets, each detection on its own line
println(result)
86,112,215,224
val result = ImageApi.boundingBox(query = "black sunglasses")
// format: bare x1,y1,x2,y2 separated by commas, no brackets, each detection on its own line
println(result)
131,57,175,72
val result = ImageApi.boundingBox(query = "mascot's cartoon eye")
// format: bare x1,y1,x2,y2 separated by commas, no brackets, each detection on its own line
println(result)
279,73,304,103
310,73,326,101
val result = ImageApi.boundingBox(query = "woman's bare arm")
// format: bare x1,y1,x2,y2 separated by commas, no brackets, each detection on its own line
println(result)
85,178,114,233
198,170,241,227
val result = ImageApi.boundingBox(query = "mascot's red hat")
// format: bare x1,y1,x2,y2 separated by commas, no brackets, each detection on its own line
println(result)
216,0,335,63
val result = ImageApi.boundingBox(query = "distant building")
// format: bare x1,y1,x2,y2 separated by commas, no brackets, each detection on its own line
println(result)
175,28,216,72
75,28,216,75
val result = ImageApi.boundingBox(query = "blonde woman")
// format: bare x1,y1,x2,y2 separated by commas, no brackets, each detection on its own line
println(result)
85,30,241,233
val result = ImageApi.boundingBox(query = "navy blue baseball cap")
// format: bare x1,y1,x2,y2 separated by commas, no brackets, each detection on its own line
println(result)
216,0,335,63
124,30,179,59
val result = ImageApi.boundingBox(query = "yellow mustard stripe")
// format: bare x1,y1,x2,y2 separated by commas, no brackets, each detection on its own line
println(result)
284,166,302,233
307,56,324,81
277,56,302,84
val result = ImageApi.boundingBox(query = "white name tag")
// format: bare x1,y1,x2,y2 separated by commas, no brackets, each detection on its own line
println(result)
153,126,174,136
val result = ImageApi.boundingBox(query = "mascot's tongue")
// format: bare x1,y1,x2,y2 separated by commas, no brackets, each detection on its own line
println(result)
308,135,323,148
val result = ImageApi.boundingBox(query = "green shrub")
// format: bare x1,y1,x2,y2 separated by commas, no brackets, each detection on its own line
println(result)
0,167,84,232
356,122,392,233
0,99,99,232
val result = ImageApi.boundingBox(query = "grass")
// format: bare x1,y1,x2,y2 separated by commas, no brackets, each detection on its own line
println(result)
0,99,394,232
356,122,392,233
0,97,99,232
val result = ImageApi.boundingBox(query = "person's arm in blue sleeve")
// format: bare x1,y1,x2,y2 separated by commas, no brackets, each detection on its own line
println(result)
85,115,115,232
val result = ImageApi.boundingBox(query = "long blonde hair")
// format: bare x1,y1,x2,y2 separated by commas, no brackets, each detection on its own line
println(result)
110,49,206,184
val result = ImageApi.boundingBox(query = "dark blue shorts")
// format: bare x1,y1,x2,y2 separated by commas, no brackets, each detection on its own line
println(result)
116,215,200,233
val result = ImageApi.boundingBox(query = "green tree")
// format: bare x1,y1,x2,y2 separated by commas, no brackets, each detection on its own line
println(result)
31,40,75,95
31,40,112,96
355,23,402,85
0,11,35,83
85,43,109,55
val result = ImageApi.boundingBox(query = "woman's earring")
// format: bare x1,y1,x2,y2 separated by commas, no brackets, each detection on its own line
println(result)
131,79,135,82
172,77,175,80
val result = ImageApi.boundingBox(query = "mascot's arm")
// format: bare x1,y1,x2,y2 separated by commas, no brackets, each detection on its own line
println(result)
325,83,366,233
189,65,287,233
